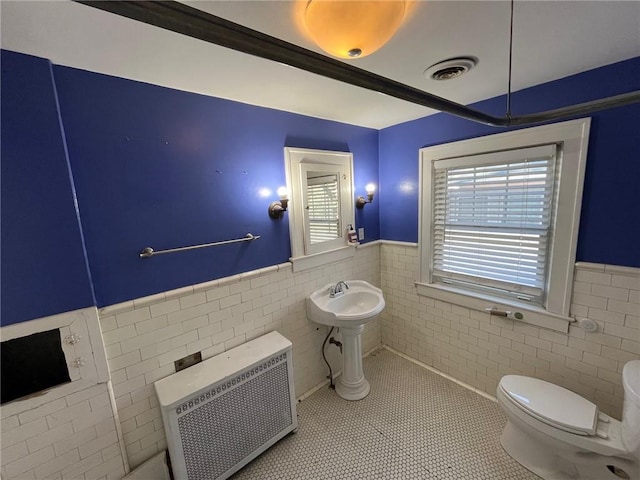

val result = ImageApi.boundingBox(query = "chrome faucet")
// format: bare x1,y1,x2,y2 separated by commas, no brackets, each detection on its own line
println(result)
329,281,349,298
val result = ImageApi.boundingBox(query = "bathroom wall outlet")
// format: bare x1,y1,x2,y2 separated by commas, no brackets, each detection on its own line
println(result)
358,228,364,240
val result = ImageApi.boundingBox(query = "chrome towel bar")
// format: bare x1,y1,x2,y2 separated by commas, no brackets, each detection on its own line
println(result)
139,233,260,258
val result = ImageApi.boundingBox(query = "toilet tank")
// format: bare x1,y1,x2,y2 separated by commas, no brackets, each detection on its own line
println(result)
622,359,640,459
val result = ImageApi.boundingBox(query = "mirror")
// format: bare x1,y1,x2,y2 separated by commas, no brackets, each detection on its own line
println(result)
304,169,341,246
284,147,355,269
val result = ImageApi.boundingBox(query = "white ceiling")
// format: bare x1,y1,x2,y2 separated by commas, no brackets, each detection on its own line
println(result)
1,1,638,129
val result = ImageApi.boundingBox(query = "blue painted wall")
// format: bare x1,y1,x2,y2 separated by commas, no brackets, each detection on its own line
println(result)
1,51,95,326
51,65,379,307
3,49,638,325
379,57,640,267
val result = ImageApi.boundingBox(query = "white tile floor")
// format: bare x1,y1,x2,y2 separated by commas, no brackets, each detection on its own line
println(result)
232,348,540,479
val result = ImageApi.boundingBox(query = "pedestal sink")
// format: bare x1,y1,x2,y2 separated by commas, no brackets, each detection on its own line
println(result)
306,280,385,400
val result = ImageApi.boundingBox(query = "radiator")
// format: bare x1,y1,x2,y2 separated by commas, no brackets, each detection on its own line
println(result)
154,331,297,480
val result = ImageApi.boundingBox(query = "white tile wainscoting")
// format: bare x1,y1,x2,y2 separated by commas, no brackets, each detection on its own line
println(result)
0,380,126,480
0,382,127,480
97,244,381,469
380,242,640,419
3,241,638,479
0,308,127,480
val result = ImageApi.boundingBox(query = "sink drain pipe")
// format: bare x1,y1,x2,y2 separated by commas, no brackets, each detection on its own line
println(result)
322,326,336,389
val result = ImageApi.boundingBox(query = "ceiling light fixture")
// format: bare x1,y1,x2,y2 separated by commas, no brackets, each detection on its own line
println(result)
78,1,640,127
304,0,407,59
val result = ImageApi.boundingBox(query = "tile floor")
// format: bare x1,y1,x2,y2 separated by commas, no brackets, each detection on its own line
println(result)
232,348,540,479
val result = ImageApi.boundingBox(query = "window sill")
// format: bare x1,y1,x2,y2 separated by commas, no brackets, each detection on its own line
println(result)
290,245,357,272
415,282,571,333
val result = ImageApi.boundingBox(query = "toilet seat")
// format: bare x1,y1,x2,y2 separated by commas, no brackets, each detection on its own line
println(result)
499,375,599,436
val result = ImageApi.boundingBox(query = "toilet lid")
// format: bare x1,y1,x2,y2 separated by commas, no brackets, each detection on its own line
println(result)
500,375,598,436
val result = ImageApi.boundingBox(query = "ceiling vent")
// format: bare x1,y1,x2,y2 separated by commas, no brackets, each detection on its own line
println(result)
425,57,478,81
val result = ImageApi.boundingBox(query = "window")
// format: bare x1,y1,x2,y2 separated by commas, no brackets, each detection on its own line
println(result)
432,145,556,304
418,119,591,332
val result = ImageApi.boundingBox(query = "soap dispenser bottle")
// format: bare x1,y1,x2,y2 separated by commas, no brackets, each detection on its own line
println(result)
347,224,358,244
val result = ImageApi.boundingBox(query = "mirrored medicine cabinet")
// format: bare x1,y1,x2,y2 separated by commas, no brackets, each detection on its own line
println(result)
284,147,356,271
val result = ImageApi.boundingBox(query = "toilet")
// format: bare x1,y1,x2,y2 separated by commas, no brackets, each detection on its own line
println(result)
496,359,640,480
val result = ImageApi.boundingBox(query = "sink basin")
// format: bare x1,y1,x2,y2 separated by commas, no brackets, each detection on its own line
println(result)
307,280,385,327
306,280,386,400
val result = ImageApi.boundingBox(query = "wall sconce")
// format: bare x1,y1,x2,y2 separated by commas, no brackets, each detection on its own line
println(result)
356,183,376,208
304,1,408,59
268,186,289,219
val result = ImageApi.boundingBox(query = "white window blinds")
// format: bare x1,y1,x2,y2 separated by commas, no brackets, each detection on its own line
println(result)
307,176,340,245
432,145,557,302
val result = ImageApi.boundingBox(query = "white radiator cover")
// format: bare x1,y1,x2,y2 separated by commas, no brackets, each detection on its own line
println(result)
155,331,297,480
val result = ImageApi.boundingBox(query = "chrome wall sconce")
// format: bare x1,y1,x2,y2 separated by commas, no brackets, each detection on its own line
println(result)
356,183,376,208
268,186,289,219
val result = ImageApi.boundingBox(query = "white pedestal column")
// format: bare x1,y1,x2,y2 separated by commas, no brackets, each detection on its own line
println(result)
335,325,370,400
